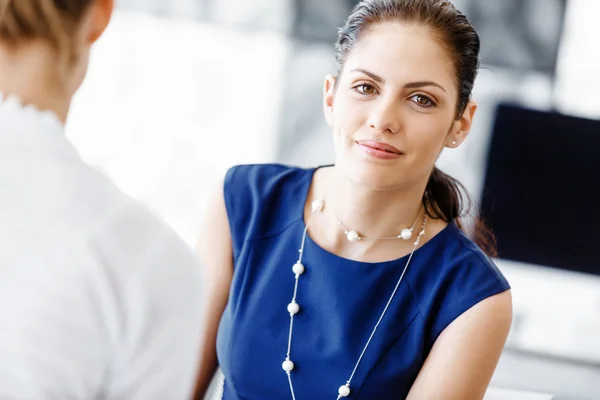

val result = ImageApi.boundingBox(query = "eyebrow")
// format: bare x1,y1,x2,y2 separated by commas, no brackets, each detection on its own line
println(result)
350,68,447,93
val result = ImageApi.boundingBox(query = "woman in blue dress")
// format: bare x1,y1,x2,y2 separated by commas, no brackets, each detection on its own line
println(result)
195,0,512,399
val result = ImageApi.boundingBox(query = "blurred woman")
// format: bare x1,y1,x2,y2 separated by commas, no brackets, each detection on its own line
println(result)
0,1,205,398
195,0,512,399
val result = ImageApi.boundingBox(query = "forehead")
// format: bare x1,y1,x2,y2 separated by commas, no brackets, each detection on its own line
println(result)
343,22,456,88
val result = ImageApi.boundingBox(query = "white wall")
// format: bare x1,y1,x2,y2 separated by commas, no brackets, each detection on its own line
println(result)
67,11,290,245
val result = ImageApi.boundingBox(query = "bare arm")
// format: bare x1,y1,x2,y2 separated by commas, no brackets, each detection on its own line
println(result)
406,290,513,400
193,179,234,399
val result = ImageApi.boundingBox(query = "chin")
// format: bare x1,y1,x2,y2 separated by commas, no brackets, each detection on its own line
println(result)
344,161,404,191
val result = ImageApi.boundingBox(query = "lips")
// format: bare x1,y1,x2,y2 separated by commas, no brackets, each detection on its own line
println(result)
356,140,402,154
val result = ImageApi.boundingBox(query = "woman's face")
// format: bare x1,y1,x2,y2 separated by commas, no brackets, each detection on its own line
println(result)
323,22,476,190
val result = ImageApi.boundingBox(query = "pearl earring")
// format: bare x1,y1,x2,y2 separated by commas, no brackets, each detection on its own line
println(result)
452,141,457,145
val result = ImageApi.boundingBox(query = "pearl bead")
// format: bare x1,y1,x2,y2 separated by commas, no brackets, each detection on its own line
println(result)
282,359,295,372
346,230,360,242
287,301,300,315
400,228,412,240
338,384,351,397
311,199,324,212
292,262,305,276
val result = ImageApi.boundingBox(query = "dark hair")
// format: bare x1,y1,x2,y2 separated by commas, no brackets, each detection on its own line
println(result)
335,0,496,256
0,0,93,59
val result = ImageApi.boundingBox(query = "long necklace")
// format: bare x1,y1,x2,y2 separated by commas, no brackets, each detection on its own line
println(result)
282,199,428,399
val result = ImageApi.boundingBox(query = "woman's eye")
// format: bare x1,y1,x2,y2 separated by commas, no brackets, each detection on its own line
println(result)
355,84,377,95
411,94,435,107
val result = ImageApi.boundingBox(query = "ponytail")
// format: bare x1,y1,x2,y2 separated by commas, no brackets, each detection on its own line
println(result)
423,167,498,258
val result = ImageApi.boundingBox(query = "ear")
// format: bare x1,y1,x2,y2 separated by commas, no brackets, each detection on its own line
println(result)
446,100,477,148
323,74,337,127
87,0,114,44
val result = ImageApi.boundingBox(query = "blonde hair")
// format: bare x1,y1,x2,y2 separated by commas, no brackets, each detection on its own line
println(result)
0,0,92,58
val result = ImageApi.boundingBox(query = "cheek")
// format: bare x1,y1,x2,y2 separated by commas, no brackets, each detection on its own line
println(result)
332,97,364,137
406,116,451,157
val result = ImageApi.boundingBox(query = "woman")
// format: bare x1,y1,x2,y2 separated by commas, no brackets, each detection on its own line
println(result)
195,0,512,399
0,1,205,398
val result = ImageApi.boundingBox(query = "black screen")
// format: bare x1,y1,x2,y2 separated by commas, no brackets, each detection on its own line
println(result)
480,103,599,275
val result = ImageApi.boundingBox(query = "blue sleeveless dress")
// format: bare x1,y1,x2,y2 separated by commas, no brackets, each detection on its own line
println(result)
216,164,510,400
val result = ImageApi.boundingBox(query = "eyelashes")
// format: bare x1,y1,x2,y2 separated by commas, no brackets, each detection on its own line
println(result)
353,83,377,95
409,94,436,108
351,83,438,108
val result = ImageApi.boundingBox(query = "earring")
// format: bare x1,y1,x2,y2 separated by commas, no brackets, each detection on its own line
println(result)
452,141,457,145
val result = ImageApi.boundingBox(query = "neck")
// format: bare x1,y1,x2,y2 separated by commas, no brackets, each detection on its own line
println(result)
0,43,71,123
324,167,427,239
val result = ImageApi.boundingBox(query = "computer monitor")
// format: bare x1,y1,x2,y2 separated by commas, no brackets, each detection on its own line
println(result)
480,103,599,276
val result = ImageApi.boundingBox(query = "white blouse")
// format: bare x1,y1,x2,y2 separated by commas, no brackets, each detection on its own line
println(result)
0,93,205,399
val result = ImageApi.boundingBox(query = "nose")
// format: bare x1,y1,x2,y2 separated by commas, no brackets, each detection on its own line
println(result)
366,98,401,135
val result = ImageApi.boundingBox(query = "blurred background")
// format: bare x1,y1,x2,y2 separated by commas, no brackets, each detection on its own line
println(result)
65,0,600,398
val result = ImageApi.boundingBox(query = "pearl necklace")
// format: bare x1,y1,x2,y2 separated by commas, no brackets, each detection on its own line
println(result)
336,205,421,242
282,199,428,400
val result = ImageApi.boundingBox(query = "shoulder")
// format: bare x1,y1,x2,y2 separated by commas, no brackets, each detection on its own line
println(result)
224,163,309,195
223,163,315,240
407,222,511,346
45,156,142,236
41,164,202,292
80,167,201,278
410,222,510,292
90,200,200,278
449,224,509,288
